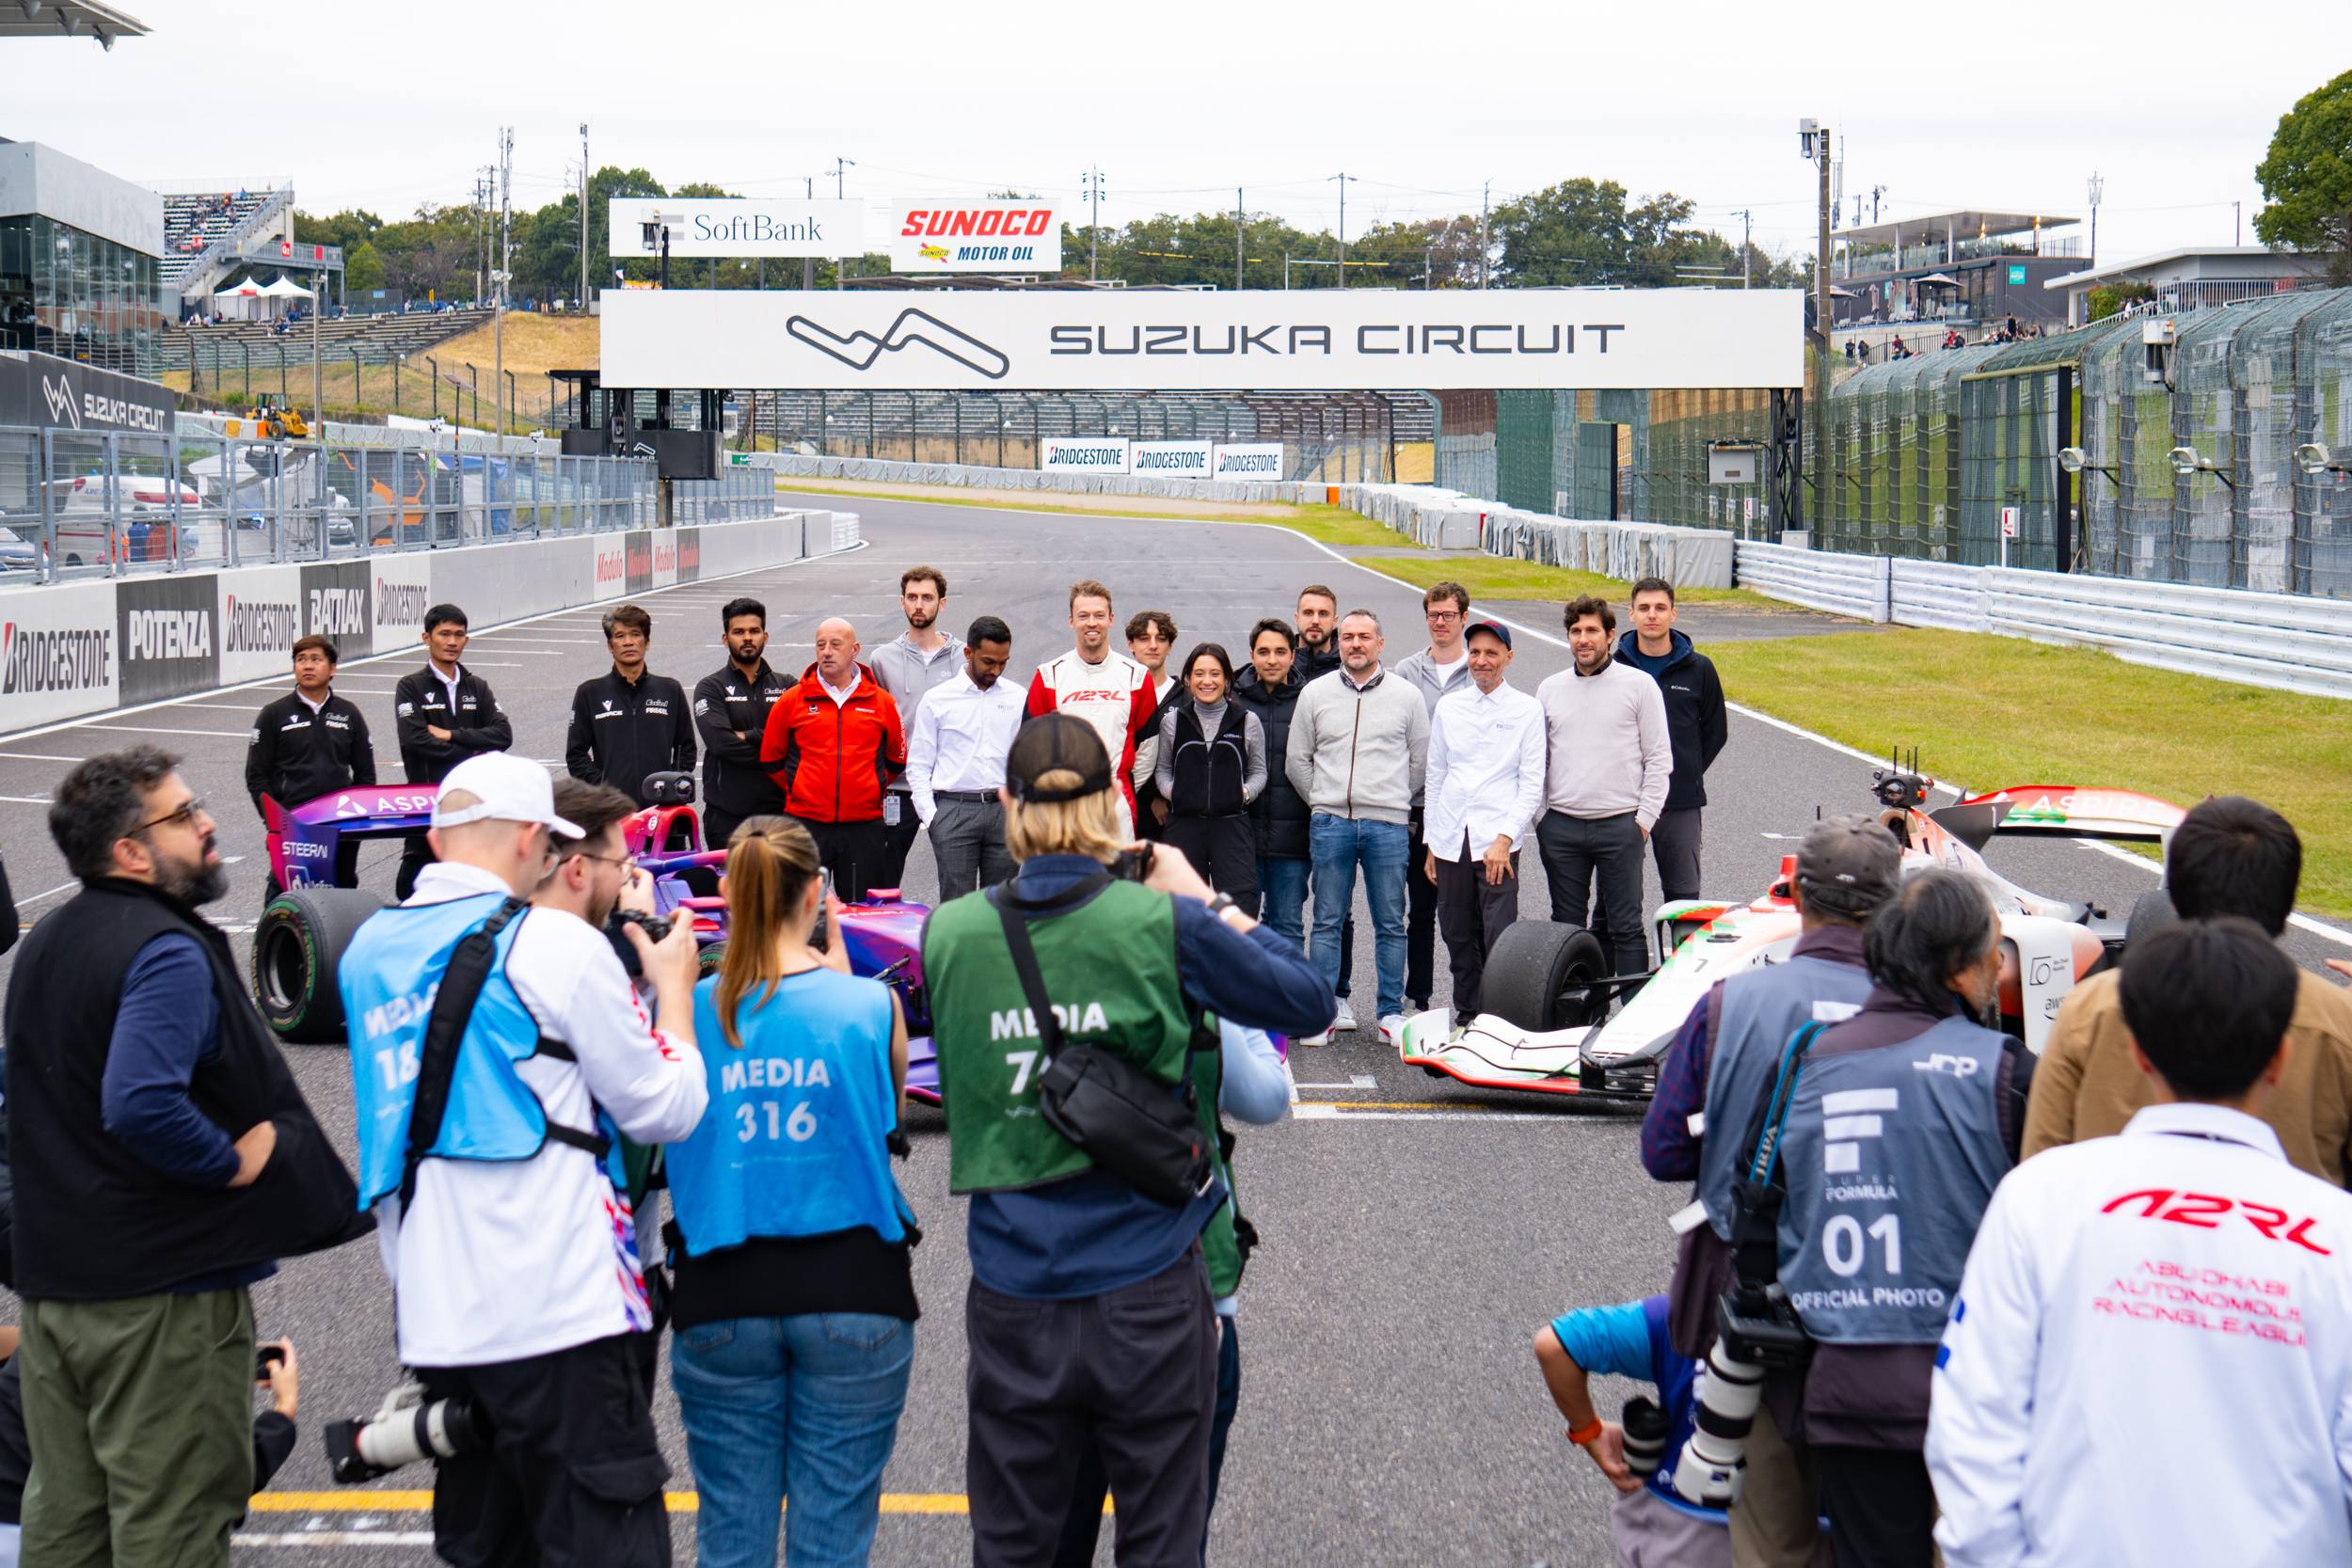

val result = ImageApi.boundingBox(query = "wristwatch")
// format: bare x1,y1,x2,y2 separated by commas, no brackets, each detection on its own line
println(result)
1204,893,1239,920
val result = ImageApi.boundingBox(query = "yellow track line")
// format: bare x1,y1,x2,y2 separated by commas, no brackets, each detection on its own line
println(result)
250,1492,976,1514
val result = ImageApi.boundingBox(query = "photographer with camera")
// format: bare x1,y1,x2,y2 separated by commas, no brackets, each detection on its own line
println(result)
924,714,1330,1568
337,753,707,1568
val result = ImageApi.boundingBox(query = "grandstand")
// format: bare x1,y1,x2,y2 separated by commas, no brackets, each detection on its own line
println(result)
152,305,496,383
149,179,294,305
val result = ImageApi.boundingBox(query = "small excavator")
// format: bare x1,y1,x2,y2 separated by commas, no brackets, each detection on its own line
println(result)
246,395,309,440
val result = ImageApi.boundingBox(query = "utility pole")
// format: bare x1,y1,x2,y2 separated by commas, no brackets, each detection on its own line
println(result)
834,159,855,286
1235,187,1244,292
1732,210,1752,288
1328,173,1356,288
1803,119,1832,541
494,125,511,452
2233,199,2241,246
1870,184,1886,224
1083,166,1105,281
579,122,589,311
2087,172,2103,269
804,175,815,291
1479,181,1490,290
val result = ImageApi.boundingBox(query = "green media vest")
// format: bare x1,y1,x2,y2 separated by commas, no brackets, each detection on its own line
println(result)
924,879,1198,1196
1191,1043,1247,1299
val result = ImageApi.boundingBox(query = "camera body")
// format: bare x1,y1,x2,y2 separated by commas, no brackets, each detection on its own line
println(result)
325,1379,483,1483
1717,1282,1814,1371
1108,846,1153,882
605,907,675,976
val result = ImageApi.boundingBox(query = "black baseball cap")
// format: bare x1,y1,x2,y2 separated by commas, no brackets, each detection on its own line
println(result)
1465,619,1513,650
1005,713,1113,803
1794,812,1903,915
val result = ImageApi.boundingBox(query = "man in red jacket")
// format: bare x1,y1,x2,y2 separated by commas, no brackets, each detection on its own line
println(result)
759,617,907,900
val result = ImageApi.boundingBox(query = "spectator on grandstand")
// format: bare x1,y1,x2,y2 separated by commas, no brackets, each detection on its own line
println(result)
565,603,696,809
1234,618,1311,949
908,617,1025,900
392,604,513,900
1534,596,1670,983
1025,580,1157,837
1294,586,1342,679
692,598,789,851
867,566,961,892
1152,642,1266,907
1290,609,1429,1049
1424,621,1543,1027
1127,610,1182,839
1394,581,1476,1018
2026,796,2352,1183
246,635,375,898
759,619,906,903
667,815,917,1568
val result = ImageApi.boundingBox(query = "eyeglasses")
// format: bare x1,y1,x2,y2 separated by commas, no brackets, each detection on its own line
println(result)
132,797,207,835
568,848,639,874
1425,610,1464,624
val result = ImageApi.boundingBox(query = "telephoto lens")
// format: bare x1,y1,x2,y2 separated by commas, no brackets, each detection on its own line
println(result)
1619,1396,1671,1479
325,1379,485,1483
1673,1338,1765,1508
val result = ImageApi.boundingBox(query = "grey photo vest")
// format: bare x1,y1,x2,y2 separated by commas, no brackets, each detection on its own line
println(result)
1698,956,1874,1240
1775,1014,2011,1344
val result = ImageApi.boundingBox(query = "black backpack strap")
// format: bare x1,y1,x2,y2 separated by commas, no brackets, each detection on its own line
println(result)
994,892,1067,1062
1727,1019,1830,1288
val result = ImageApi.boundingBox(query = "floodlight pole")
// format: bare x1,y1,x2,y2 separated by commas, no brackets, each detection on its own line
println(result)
1732,210,1751,288
1329,173,1355,288
1813,122,1832,539
579,122,589,312
1235,188,1244,292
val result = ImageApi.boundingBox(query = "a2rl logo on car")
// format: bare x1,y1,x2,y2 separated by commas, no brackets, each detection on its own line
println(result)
887,201,1062,273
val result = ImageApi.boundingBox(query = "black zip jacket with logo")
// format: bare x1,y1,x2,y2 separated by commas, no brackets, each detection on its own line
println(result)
246,690,376,818
565,668,697,807
391,663,513,784
693,661,790,822
1615,628,1727,811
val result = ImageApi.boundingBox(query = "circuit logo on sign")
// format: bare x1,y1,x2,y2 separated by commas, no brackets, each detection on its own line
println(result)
0,623,111,693
787,309,1010,379
310,588,368,640
224,594,299,653
125,609,212,661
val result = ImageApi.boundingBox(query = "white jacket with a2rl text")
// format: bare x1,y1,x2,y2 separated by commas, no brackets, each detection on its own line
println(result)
1929,1102,2352,1568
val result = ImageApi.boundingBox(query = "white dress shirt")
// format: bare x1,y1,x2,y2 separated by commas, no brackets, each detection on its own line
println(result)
1424,678,1547,857
906,668,1027,825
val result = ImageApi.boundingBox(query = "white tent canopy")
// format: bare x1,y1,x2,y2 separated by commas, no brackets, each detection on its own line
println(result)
255,275,313,298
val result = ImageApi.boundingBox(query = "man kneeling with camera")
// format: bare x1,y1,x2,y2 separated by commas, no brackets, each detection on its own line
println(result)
924,714,1332,1567
337,753,707,1567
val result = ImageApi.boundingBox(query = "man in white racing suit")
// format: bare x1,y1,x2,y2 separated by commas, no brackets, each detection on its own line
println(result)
1929,915,2352,1568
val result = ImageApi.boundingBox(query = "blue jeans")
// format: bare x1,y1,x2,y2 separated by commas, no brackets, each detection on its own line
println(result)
1254,855,1310,951
1309,814,1409,1020
672,1313,915,1568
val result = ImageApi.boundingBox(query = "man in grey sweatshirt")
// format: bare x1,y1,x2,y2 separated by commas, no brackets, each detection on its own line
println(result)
1286,609,1431,1044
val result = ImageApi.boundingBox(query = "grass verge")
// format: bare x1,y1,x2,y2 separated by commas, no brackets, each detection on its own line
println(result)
1708,628,2352,918
1356,553,1770,608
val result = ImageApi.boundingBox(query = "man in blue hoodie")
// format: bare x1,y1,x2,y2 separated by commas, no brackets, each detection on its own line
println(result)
1619,578,1726,902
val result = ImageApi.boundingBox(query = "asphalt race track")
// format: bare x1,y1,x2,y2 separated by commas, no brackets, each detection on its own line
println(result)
0,490,2344,1566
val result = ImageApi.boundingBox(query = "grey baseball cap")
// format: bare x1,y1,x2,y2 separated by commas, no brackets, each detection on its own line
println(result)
1794,812,1903,915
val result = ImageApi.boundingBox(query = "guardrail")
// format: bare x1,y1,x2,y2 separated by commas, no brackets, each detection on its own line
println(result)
1327,483,1738,591
1732,541,2352,699
753,451,1322,506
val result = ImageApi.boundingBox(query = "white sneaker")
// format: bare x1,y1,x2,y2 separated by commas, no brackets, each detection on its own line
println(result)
1331,1001,1358,1033
1296,1030,1332,1047
1379,1014,1408,1049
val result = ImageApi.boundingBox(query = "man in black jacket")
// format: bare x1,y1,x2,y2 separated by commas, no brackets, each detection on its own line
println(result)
246,634,375,895
1234,617,1311,949
391,604,513,898
5,747,365,1568
1617,578,1727,902
1294,584,1342,679
691,596,788,849
566,602,695,809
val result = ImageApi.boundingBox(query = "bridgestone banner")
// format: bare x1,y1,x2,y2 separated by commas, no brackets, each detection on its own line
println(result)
1132,441,1213,478
1040,438,1130,475
601,289,1803,391
1211,444,1285,481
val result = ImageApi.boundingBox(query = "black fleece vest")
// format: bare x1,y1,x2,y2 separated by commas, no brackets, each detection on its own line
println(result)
5,879,370,1299
1170,702,1249,818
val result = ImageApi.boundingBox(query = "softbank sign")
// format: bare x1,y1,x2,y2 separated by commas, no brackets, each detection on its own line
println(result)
608,198,865,259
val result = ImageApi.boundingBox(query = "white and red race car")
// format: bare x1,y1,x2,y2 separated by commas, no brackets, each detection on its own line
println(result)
1397,763,2185,1111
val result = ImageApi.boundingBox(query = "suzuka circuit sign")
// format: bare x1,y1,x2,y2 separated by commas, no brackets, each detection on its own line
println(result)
600,289,1804,391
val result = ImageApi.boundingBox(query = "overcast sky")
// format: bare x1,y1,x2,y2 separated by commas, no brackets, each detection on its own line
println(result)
10,0,2338,274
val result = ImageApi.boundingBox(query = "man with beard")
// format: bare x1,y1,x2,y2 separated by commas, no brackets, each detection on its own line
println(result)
908,616,1025,899
6,747,365,1568
1294,586,1342,679
692,598,790,850
868,567,962,893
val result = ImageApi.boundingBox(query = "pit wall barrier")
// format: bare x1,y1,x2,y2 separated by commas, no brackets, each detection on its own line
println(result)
0,507,862,735
753,451,1324,506
1328,483,1737,591
1732,541,2352,700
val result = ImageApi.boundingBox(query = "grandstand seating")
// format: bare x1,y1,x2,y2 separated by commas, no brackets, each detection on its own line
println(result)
152,306,497,372
157,184,295,300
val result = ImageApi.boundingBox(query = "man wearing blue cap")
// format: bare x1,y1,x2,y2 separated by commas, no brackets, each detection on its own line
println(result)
1422,620,1545,1026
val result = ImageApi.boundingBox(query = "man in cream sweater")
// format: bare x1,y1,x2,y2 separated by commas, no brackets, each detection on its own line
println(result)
1287,609,1430,1047
1534,595,1671,985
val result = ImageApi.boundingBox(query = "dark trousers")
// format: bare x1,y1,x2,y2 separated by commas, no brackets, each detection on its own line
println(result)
803,817,892,904
397,832,436,900
1161,816,1259,908
1816,1445,1936,1568
875,791,923,892
1650,807,1703,903
967,1250,1217,1568
701,806,753,854
1406,816,1438,1007
931,796,1016,901
1535,810,1649,980
1054,1318,1241,1568
416,1332,671,1568
1431,833,1521,1020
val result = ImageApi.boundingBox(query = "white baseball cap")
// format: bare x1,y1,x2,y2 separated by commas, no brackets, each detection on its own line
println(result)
431,753,584,837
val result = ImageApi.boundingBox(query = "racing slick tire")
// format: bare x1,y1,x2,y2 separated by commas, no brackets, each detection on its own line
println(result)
252,886,386,1044
1480,922,1610,1034
2122,888,2178,964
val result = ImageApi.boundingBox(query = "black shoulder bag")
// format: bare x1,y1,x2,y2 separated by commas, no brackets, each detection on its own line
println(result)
1714,1019,1829,1370
994,876,1216,1208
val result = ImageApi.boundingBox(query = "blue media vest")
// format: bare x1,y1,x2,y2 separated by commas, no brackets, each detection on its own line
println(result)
341,894,619,1210
1697,954,1875,1240
670,967,914,1255
1775,1014,2011,1344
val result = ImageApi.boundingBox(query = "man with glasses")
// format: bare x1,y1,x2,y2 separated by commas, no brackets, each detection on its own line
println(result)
338,753,707,1568
7,747,365,1568
1394,582,1475,1019
246,633,376,898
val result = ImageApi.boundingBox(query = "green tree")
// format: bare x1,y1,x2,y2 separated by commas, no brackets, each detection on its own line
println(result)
2254,68,2352,285
1490,179,1720,287
343,241,387,293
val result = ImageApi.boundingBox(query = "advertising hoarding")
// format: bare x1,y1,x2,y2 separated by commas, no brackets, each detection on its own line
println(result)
1039,438,1130,475
0,579,116,729
608,198,864,259
884,200,1061,273
117,574,217,705
301,562,373,660
1210,444,1286,482
1130,442,1214,478
602,289,1804,391
217,565,301,686
372,559,434,647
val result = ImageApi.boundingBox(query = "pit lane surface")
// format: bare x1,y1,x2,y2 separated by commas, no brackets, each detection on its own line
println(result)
0,490,2342,1567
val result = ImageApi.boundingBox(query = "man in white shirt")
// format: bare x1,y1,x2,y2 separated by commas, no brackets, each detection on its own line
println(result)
339,753,707,1568
868,565,963,893
909,615,1025,899
1929,916,2352,1568
1422,621,1545,1026
1025,578,1156,836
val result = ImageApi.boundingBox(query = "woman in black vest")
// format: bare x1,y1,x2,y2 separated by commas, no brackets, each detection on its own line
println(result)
1232,619,1310,947
1152,643,1266,909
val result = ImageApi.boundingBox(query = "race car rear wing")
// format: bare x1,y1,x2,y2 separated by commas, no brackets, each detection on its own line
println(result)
1936,785,2185,849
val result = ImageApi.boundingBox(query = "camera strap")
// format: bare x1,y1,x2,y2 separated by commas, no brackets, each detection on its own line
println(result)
398,896,611,1211
1727,1019,1830,1289
993,873,1217,1074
